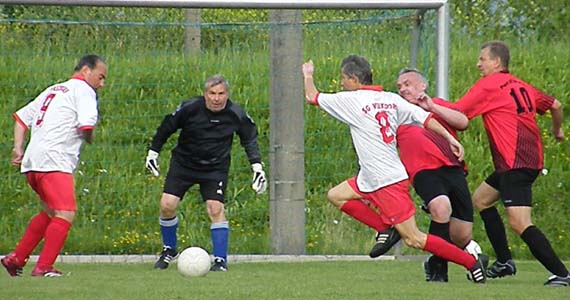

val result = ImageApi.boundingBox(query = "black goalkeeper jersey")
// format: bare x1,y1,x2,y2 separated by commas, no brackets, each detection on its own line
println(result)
150,96,261,175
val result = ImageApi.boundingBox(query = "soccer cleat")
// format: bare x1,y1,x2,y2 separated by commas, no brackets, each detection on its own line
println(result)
544,274,570,287
210,257,227,272
154,246,178,270
467,254,488,284
486,259,516,278
31,266,63,277
423,255,448,282
369,227,401,258
1,252,26,277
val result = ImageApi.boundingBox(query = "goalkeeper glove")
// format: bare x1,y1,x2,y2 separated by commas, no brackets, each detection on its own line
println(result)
251,163,267,194
145,149,160,177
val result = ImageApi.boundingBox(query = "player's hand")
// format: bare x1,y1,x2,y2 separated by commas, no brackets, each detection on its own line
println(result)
302,60,314,78
145,149,160,176
416,92,434,111
251,163,267,194
448,137,464,162
11,147,23,166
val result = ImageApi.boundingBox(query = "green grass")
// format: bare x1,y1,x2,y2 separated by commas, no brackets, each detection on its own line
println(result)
1,260,568,300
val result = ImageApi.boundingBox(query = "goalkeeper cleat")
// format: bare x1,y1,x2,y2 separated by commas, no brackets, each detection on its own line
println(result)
1,252,26,277
467,254,488,284
31,265,63,277
423,255,448,282
369,227,401,258
544,274,570,287
486,259,516,278
154,246,178,270
210,257,228,272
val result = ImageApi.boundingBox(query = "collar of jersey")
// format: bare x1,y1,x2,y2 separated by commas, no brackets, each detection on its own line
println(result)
358,85,383,92
71,74,86,81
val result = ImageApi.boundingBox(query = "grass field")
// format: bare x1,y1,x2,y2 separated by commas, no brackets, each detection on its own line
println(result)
1,259,567,300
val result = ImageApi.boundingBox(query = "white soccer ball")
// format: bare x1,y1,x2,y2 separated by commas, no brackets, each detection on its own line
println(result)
177,247,211,277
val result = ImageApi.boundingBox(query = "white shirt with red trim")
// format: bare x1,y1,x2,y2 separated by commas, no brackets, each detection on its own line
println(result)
316,86,431,192
14,76,98,173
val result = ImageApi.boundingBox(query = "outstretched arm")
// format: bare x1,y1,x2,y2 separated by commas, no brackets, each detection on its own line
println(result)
417,93,468,130
302,60,319,105
550,99,564,141
425,118,464,161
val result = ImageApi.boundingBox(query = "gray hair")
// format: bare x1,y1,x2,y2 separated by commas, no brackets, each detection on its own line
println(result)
204,74,230,91
398,67,428,90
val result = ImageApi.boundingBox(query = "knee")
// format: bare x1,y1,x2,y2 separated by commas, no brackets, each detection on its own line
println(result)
326,189,344,208
207,201,225,221
160,198,178,217
428,203,452,223
507,219,529,235
54,210,75,223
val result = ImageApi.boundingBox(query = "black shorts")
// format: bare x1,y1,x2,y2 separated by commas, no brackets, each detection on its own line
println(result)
413,166,473,222
484,168,539,207
163,158,228,202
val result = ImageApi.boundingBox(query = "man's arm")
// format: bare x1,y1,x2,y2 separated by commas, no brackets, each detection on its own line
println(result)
12,121,27,166
550,99,564,141
417,94,468,130
425,117,464,161
80,129,95,144
302,60,319,105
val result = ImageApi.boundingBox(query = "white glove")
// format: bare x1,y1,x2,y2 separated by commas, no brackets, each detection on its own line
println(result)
251,163,267,194
145,150,160,177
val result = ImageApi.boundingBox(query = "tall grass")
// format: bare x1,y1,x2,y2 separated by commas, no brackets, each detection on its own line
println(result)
0,7,569,258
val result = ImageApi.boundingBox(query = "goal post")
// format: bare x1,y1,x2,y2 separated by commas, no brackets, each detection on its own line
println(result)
0,0,450,256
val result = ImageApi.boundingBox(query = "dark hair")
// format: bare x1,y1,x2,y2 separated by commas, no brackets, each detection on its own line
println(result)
74,54,105,72
481,41,510,70
398,67,428,90
341,55,373,85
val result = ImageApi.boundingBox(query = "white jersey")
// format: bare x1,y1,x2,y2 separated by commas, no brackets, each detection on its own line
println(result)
14,77,99,173
317,86,431,192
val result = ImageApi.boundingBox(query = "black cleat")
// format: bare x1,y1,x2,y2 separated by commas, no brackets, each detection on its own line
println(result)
154,246,178,270
423,255,448,282
544,274,570,287
210,257,227,272
369,227,401,258
467,255,488,284
486,259,516,278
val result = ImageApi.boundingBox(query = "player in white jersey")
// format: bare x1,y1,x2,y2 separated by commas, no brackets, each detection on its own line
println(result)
302,55,486,283
2,55,106,278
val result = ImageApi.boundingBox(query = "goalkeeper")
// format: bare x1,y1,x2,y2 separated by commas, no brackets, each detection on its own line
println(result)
145,75,267,272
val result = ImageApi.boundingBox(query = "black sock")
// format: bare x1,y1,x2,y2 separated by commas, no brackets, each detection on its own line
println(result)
480,207,511,262
428,220,450,270
521,225,569,277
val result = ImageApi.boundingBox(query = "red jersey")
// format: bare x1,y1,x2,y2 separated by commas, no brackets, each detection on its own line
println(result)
397,98,464,184
454,72,553,172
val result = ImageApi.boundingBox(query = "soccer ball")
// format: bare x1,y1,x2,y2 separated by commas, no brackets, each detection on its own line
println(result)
177,247,211,277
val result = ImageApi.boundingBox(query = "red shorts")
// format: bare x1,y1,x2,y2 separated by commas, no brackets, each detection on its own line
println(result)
26,171,76,211
347,177,415,225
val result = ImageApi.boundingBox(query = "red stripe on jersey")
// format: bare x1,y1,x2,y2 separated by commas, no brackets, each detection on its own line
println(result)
78,125,95,131
12,113,29,131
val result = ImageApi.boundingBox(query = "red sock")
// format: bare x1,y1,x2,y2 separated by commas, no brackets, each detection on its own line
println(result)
340,200,389,232
14,211,51,263
423,234,476,270
36,217,72,269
